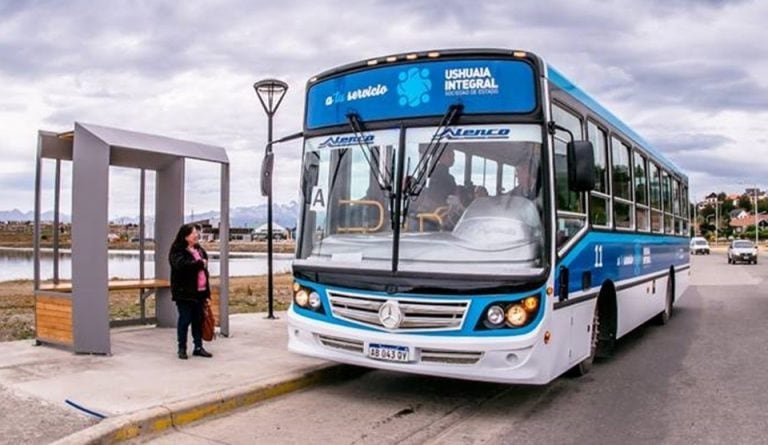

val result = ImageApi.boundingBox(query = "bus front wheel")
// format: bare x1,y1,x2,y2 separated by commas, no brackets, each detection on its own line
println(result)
570,304,600,376
571,285,616,376
654,272,674,325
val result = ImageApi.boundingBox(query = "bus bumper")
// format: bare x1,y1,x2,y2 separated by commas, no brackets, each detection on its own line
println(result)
287,310,555,385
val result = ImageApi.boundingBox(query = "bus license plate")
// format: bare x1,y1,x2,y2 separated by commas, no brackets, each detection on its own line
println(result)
367,344,410,362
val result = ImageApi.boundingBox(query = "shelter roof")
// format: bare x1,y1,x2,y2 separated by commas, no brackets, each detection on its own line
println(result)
39,122,228,169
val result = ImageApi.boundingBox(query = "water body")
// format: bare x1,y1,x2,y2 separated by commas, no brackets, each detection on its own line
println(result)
0,248,294,282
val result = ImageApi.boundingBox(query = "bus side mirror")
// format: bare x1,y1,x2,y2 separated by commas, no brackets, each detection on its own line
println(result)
567,140,595,192
260,152,274,197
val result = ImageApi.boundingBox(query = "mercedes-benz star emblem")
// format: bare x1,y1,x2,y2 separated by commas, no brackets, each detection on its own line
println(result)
378,300,403,329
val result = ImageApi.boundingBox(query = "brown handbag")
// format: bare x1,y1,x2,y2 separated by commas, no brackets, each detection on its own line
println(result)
202,300,216,341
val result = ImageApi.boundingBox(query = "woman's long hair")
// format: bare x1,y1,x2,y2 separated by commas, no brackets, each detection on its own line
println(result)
171,223,197,251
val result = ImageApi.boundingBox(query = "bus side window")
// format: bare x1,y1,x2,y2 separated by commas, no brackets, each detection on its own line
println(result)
662,171,673,234
611,137,634,229
501,164,516,194
587,121,611,228
649,162,663,232
471,155,498,197
634,150,650,232
552,104,587,248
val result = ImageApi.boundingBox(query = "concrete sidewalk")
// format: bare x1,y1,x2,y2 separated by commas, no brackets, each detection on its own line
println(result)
0,312,344,444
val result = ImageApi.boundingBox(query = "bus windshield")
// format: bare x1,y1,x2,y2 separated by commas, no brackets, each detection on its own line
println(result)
296,124,545,276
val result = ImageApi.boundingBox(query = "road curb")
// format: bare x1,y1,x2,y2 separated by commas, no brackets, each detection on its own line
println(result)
52,364,364,445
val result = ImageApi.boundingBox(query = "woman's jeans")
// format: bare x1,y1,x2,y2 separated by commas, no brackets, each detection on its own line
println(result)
176,299,204,351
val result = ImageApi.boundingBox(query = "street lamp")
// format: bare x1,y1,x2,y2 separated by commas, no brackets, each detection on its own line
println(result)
254,78,288,320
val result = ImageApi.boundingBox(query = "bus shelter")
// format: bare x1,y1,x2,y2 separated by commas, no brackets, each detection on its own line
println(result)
33,122,230,354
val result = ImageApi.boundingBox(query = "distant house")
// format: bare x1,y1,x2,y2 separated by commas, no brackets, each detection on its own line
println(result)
726,194,741,206
744,188,764,198
730,213,768,232
201,225,253,241
253,223,289,241
704,193,718,205
730,209,749,220
230,227,254,241
188,219,216,242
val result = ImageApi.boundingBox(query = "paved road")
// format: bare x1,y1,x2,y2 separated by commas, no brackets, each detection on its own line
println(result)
144,253,768,444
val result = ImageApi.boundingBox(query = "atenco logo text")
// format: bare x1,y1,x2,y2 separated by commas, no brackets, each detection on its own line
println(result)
435,128,511,140
318,135,375,148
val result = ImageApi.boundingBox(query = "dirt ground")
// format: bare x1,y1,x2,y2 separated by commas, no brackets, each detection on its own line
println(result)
0,274,294,342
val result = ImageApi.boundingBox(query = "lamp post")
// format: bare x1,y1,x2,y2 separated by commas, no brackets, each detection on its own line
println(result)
253,79,288,320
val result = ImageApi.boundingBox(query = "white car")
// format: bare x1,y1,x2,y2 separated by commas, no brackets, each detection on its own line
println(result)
689,237,710,255
728,240,758,264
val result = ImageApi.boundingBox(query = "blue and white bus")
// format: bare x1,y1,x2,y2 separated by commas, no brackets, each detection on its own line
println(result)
286,49,689,384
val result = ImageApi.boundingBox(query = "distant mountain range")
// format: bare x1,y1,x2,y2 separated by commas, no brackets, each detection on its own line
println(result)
186,201,300,229
0,209,69,223
0,201,300,229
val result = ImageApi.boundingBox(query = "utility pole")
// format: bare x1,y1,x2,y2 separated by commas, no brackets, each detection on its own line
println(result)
715,201,719,246
755,185,759,246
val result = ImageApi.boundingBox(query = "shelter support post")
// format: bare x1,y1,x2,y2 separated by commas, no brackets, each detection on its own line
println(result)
53,159,61,284
155,158,185,328
219,163,230,336
71,124,111,354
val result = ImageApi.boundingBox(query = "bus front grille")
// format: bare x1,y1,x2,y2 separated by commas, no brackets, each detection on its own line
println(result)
318,334,365,353
327,292,470,332
419,349,483,365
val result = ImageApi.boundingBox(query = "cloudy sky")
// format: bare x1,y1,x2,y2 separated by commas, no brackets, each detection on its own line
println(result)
1,0,766,218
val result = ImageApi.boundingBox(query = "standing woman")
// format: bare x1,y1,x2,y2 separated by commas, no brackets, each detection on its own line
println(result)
169,223,213,359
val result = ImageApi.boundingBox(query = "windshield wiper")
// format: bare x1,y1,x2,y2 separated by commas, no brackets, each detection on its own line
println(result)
399,103,463,224
326,112,393,205
346,112,393,192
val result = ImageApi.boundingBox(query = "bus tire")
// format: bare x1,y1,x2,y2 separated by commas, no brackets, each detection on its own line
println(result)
654,271,674,325
595,283,617,360
569,302,600,376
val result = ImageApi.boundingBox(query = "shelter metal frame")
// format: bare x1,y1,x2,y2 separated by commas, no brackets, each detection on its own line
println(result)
33,122,230,354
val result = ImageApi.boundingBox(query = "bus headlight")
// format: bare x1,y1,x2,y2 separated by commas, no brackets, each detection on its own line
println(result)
505,304,528,327
523,296,539,312
294,289,309,308
486,305,506,327
309,291,322,309
476,294,542,331
292,284,325,314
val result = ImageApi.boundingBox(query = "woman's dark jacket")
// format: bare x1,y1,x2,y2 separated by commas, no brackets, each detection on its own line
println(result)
169,244,210,302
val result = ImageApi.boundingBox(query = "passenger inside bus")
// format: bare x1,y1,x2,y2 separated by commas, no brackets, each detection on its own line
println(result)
507,159,538,201
414,147,464,231
450,155,543,257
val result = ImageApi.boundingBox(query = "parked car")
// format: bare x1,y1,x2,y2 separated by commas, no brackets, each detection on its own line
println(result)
689,237,710,255
727,240,758,264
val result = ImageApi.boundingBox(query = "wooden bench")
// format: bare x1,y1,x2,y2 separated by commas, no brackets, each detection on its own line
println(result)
36,279,171,344
35,295,74,345
39,279,171,293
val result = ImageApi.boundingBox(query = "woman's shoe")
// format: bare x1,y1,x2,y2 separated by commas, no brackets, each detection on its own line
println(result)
178,350,188,360
193,348,213,358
